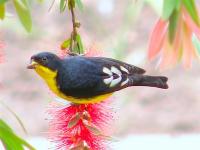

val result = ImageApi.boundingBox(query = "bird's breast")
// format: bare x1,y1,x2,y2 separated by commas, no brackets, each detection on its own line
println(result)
34,65,112,104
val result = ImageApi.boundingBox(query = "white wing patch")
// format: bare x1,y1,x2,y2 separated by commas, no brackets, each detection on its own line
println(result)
103,66,131,87
120,66,129,74
103,67,112,76
110,76,122,87
111,66,122,76
103,76,113,84
103,66,129,87
121,78,129,86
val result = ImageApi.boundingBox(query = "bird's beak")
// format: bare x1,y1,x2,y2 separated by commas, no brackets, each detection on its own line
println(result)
27,60,38,69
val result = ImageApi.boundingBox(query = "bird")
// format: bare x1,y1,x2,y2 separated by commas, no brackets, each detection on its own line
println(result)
27,52,168,104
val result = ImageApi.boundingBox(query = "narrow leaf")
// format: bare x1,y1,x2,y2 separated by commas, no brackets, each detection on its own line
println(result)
76,34,84,53
172,16,183,62
0,119,13,133
0,119,35,150
192,34,200,56
17,136,36,150
13,0,27,9
0,4,5,20
0,0,8,5
75,0,83,11
182,0,200,26
61,38,71,50
162,0,179,20
148,19,168,60
182,24,194,68
159,39,176,69
60,0,67,12
13,0,32,32
184,9,200,40
168,10,179,43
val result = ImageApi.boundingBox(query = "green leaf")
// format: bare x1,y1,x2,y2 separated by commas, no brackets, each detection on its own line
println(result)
75,0,83,11
0,120,24,150
0,119,13,132
192,34,200,55
13,0,27,9
0,0,8,5
162,0,180,20
0,119,36,150
0,4,5,20
13,0,32,32
182,0,200,26
75,34,84,53
168,10,179,43
60,0,67,12
61,38,71,49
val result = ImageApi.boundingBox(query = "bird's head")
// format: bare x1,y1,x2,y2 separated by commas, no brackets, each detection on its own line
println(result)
27,52,61,71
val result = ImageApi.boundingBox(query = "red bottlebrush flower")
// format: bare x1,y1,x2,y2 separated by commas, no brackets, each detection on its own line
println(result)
48,101,114,150
148,6,200,69
49,49,114,150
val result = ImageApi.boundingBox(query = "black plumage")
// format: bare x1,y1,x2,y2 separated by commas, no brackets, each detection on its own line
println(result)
29,52,168,99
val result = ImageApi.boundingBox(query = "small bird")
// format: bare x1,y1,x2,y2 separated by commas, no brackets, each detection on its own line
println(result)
27,52,168,104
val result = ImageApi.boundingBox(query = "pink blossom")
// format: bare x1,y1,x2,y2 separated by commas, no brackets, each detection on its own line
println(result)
148,7,200,69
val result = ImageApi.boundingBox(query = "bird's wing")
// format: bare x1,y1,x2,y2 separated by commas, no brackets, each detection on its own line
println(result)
58,56,145,98
84,57,146,93
87,57,146,75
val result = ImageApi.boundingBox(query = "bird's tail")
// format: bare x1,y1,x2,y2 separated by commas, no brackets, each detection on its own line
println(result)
129,75,168,89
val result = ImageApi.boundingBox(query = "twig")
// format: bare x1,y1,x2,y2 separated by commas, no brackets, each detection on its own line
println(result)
69,0,79,53
70,3,77,36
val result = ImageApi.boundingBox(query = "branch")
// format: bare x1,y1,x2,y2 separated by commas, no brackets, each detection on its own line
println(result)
69,0,80,53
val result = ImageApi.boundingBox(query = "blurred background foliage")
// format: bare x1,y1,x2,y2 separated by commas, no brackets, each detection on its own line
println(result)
0,0,200,149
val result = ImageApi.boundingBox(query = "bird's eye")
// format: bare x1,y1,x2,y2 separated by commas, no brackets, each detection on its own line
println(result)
42,57,48,62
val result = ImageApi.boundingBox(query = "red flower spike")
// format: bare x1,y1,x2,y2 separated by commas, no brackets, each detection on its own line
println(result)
48,101,114,150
